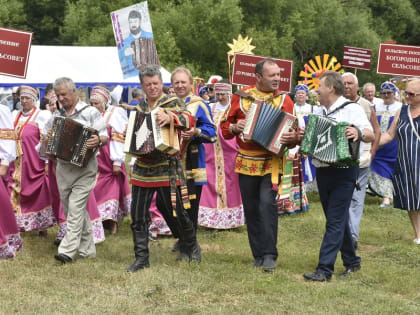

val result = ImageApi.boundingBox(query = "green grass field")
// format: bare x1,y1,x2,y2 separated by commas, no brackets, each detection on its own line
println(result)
1,194,419,314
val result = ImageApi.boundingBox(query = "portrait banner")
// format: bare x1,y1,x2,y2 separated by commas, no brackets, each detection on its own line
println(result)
0,27,33,79
111,1,159,79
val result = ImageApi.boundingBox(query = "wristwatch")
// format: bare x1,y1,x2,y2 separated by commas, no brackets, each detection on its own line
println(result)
98,137,104,147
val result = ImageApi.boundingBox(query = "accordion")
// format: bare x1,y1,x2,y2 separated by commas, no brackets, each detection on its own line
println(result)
300,114,360,167
131,37,160,71
46,116,98,167
243,100,298,156
124,107,180,157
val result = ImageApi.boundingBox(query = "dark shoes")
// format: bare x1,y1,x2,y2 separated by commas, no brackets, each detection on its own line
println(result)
190,242,201,263
352,238,358,250
262,257,276,272
253,257,263,268
177,242,201,263
171,240,181,252
126,259,150,272
338,265,361,279
54,253,73,264
303,271,331,282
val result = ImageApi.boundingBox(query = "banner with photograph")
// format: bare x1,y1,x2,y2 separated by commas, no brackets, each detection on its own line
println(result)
111,1,159,79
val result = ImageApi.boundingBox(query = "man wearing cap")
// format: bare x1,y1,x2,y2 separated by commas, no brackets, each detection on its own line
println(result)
169,66,216,255
220,58,300,272
47,77,109,264
368,81,402,208
342,73,380,250
207,75,222,103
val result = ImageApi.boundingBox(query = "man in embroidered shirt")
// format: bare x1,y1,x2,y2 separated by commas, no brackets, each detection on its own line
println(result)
127,65,199,272
51,77,108,264
303,71,374,282
220,58,299,272
169,67,216,250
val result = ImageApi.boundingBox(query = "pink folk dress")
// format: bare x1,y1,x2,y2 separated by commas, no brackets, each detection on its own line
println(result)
94,106,131,224
8,108,55,231
198,102,244,229
0,106,22,259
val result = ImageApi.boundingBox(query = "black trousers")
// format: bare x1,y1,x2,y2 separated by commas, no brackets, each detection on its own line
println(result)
130,185,196,261
158,184,203,233
239,173,279,260
316,166,361,275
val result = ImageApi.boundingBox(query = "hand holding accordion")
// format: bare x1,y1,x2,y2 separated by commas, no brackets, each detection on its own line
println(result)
242,100,298,157
46,116,99,167
124,106,180,157
300,114,360,167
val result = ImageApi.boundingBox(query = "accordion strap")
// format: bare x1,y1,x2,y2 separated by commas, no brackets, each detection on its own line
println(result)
167,111,175,147
60,104,91,118
325,101,355,117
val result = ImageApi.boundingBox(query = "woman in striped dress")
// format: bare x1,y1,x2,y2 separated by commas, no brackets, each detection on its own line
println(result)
380,79,420,244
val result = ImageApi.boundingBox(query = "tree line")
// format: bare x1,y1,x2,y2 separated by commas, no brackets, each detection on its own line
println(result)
1,0,420,88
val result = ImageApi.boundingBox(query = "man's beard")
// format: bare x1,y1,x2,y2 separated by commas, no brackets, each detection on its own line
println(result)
130,26,141,36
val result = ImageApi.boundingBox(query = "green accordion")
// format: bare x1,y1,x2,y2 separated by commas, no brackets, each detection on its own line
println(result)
301,114,359,167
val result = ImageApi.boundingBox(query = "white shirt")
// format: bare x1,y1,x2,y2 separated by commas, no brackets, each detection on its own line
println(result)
312,96,373,168
103,105,128,166
374,99,402,115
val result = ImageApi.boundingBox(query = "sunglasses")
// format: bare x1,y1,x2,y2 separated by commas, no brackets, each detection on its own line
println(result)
381,91,393,95
404,91,420,97
208,87,214,92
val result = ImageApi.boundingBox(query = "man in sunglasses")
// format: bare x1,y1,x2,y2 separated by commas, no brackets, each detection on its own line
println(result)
206,75,222,103
368,81,402,208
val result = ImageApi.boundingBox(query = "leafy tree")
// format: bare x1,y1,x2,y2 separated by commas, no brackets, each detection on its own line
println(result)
0,0,26,30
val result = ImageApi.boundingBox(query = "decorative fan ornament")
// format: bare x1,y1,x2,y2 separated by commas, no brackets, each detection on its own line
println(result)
227,35,256,83
298,54,344,90
227,34,256,57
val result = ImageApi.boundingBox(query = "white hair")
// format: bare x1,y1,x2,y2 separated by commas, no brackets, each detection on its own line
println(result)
342,72,358,85
362,82,376,92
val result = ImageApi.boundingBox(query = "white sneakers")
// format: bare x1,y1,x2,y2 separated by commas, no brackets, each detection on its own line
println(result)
413,238,420,245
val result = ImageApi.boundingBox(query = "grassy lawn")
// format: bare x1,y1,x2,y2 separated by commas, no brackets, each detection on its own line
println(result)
1,194,419,314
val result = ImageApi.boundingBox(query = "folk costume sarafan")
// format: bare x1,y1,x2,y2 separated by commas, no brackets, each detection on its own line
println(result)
94,105,131,225
180,93,216,230
220,86,294,265
0,105,22,259
8,86,55,232
129,94,199,267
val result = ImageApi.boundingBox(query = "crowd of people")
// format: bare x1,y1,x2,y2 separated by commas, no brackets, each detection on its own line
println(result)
1,60,419,282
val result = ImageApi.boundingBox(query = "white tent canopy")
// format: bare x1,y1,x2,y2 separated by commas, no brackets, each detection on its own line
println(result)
0,45,171,88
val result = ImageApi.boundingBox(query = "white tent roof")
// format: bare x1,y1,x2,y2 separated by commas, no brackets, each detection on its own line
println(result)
0,45,171,88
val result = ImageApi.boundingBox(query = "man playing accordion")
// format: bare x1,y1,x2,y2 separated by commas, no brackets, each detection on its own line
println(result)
126,65,199,272
48,77,109,264
303,71,374,281
220,58,300,272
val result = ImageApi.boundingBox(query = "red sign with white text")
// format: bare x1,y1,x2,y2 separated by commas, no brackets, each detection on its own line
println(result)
377,43,420,77
0,27,33,78
232,53,293,93
342,46,371,70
